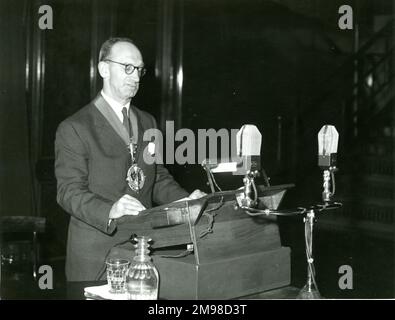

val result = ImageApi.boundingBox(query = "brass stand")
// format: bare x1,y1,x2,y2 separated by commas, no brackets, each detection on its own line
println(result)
297,209,321,299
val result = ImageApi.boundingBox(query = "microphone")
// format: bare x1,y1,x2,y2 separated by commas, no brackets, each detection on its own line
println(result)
235,125,262,208
235,124,262,175
201,124,263,208
317,125,339,202
318,125,338,169
204,124,262,175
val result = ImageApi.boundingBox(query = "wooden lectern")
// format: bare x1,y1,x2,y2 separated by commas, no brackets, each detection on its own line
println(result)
111,184,293,299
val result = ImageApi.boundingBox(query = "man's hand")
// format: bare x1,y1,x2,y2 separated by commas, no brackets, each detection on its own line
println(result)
109,195,146,219
188,189,207,200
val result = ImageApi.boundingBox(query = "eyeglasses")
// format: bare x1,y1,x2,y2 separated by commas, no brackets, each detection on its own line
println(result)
104,59,147,77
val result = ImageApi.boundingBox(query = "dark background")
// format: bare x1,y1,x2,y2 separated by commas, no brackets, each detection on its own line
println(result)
0,0,393,298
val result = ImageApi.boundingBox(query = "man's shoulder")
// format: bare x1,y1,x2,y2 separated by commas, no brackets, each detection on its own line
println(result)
58,102,96,130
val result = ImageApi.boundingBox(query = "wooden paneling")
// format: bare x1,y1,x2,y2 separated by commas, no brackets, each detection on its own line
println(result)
0,0,33,216
41,0,92,158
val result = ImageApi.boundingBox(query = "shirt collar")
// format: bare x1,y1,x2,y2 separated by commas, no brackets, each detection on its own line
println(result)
101,90,130,121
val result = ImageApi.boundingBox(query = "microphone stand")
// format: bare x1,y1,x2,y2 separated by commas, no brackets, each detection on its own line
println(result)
297,166,340,299
234,165,341,299
203,157,342,299
297,209,321,299
240,170,259,208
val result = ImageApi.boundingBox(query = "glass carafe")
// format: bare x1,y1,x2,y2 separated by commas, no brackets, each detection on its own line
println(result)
126,236,159,300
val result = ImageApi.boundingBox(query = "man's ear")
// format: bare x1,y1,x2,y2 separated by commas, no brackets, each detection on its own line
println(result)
98,61,109,79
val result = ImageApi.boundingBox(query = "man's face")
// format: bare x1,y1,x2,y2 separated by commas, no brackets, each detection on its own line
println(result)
103,42,144,104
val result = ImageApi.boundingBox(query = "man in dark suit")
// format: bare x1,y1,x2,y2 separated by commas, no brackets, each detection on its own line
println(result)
55,38,205,281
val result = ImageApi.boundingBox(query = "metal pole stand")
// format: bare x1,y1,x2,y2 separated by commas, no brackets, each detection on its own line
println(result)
297,209,322,299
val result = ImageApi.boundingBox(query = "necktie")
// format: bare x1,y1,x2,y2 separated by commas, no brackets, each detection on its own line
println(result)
122,107,131,137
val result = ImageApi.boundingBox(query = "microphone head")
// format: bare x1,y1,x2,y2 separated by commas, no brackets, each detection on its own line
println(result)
318,125,338,155
318,125,339,168
236,124,262,156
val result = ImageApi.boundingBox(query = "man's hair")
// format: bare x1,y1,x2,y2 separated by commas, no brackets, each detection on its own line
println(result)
99,37,136,61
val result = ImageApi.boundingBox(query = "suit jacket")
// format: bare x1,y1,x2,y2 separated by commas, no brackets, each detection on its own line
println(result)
55,93,188,281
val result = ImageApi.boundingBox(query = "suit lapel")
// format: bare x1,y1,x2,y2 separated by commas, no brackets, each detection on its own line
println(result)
93,94,130,146
92,94,146,164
